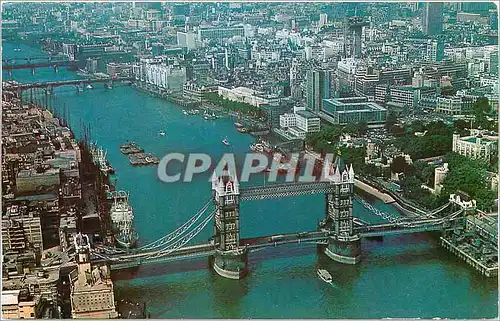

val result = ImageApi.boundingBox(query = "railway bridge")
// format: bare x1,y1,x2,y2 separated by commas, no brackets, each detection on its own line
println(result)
89,155,468,279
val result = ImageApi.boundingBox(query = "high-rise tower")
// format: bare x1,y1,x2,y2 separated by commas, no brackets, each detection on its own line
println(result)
423,2,443,36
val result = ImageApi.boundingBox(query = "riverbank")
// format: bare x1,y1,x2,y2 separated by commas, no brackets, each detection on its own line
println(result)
3,40,497,320
354,178,395,204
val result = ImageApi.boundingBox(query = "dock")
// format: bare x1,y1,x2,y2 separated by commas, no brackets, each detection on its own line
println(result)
120,142,144,155
128,153,160,166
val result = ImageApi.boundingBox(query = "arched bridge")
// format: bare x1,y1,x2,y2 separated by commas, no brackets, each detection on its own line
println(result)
2,77,135,92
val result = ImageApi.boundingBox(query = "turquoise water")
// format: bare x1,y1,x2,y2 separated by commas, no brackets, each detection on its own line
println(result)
3,41,497,319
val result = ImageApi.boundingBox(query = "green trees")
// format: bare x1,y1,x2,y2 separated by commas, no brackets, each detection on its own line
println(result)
473,97,490,128
392,120,453,160
441,152,496,211
390,156,410,174
306,125,342,154
343,121,368,136
385,112,398,130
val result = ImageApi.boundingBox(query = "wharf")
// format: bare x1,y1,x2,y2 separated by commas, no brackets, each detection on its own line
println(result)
128,153,160,166
120,142,144,155
440,237,498,277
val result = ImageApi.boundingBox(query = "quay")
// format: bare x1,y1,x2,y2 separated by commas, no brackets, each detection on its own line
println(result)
133,81,200,108
128,153,160,166
440,237,498,277
120,142,144,155
354,178,395,204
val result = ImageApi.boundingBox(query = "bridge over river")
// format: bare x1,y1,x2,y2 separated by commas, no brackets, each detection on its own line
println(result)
84,155,470,279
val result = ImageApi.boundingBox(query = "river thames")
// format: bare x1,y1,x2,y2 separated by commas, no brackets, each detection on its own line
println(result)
3,41,497,319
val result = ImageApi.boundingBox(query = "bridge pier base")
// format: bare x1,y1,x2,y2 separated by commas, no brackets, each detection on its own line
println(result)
321,235,361,264
212,248,248,280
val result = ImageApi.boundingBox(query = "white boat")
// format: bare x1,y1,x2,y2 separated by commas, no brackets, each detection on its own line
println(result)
90,142,110,175
222,137,230,146
250,143,264,153
86,84,93,89
317,269,333,283
159,130,166,136
109,191,138,249
14,48,21,52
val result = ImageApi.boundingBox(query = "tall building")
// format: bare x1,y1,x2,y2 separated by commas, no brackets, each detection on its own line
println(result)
344,17,369,58
70,234,118,319
306,70,330,113
290,59,300,99
423,2,443,36
426,39,444,62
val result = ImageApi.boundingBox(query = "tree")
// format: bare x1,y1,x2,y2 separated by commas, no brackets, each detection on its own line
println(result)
473,97,490,129
390,125,405,136
410,120,425,133
390,156,409,174
385,112,398,130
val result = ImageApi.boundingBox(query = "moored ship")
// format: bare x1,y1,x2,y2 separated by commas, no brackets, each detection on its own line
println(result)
90,142,111,175
317,269,332,283
109,190,138,248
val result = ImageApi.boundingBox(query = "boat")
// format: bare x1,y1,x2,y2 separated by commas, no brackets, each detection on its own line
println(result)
159,130,166,136
109,191,139,249
183,110,188,115
104,83,112,89
250,143,264,153
86,84,93,89
222,137,230,146
317,269,333,283
90,142,110,175
14,48,21,52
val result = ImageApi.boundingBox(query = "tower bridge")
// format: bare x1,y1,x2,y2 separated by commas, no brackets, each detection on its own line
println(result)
88,154,469,279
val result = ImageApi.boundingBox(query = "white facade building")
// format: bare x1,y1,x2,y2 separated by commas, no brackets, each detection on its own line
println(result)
452,131,498,161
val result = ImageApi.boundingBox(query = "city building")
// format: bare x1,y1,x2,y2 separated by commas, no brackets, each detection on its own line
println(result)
70,234,118,319
423,2,443,36
321,97,388,125
217,86,274,107
434,163,449,194
279,108,321,139
452,130,498,161
198,26,245,41
2,290,37,319
183,82,217,102
425,39,444,62
141,62,187,92
436,96,464,115
177,31,197,50
2,205,43,254
306,70,330,113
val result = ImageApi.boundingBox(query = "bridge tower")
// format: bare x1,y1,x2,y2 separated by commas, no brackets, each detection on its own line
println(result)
211,170,248,279
320,154,361,264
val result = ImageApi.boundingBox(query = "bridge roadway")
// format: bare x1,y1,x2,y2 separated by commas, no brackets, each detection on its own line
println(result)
2,77,135,92
3,56,60,63
101,215,458,271
3,60,74,70
240,181,335,201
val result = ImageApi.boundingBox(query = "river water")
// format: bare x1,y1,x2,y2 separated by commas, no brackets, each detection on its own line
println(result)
3,41,497,319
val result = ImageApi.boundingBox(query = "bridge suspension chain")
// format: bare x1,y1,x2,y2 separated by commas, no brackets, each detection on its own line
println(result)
354,195,405,224
142,210,216,260
112,210,215,261
136,200,212,251
96,199,212,255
